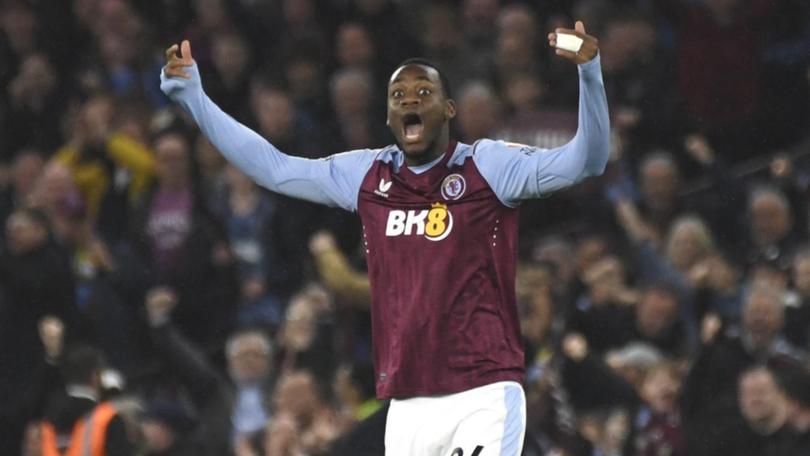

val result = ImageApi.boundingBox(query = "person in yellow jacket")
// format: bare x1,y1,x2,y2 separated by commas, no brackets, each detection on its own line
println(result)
52,94,155,220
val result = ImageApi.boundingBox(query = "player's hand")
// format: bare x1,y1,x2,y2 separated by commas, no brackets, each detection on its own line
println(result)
164,40,194,79
548,20,599,64
160,40,201,98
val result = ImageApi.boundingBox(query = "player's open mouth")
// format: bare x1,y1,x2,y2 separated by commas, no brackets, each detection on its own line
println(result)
402,113,423,142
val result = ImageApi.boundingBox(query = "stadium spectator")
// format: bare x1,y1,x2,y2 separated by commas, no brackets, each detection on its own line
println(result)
140,399,200,456
4,53,64,155
418,3,485,92
39,345,134,456
202,31,254,122
328,68,389,151
275,286,337,386
146,286,276,456
0,148,44,235
681,285,805,455
52,94,156,221
744,186,801,270
129,129,236,347
455,80,502,143
786,248,810,349
217,164,285,328
269,370,341,455
0,207,75,398
775,361,810,454
733,366,795,456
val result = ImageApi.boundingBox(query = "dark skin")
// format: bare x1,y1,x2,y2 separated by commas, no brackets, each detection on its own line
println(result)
164,21,598,167
386,64,456,166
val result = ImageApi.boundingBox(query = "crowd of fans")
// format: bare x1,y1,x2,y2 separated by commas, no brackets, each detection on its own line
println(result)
2,0,810,455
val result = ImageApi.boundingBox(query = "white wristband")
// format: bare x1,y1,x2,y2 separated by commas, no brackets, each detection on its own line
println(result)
555,33,583,53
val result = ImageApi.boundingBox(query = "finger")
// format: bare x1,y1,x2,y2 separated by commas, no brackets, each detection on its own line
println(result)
575,20,586,34
555,48,579,60
555,27,577,36
165,67,191,79
165,44,178,62
180,39,193,64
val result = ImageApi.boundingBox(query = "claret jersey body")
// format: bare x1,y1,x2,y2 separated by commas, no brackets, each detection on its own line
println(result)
358,140,523,397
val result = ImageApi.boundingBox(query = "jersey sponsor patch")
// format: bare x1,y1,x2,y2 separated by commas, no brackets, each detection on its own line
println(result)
385,202,453,241
441,174,466,200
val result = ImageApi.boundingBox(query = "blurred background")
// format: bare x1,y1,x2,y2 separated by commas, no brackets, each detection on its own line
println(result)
2,0,810,455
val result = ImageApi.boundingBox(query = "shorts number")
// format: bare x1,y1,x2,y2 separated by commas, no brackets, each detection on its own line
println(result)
451,445,484,456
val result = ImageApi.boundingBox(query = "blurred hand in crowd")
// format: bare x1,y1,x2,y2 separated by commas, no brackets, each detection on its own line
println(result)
684,134,716,167
308,230,337,256
562,332,588,362
145,286,178,326
615,199,659,245
281,298,317,353
701,313,723,345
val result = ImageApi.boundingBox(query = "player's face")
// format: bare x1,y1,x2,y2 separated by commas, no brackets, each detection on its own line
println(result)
387,64,455,159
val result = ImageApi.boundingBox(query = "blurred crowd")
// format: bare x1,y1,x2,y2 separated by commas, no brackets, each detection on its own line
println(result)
2,0,810,455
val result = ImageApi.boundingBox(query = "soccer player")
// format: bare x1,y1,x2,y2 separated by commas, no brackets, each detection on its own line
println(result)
161,20,608,456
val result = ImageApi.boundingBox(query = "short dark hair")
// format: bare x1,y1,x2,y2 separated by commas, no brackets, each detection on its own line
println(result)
393,58,453,100
772,359,810,408
62,345,106,385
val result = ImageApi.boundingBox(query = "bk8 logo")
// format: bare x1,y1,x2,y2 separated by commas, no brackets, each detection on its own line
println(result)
385,202,453,241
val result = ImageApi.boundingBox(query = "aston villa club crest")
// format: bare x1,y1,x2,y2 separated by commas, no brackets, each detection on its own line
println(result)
441,174,466,201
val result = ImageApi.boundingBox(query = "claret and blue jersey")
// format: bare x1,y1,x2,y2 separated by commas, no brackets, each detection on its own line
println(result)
160,53,609,399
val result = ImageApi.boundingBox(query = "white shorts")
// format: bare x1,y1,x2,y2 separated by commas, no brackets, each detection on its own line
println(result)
384,381,526,456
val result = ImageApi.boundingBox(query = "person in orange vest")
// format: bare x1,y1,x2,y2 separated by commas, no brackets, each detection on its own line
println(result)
39,345,134,456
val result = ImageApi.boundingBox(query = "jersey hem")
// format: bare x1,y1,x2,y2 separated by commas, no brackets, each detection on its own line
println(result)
377,370,524,400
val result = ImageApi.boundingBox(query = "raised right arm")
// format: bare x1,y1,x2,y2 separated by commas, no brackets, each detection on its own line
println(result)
160,41,373,212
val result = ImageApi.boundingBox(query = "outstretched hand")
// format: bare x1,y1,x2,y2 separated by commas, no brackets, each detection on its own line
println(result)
161,39,201,98
548,21,599,64
164,40,194,79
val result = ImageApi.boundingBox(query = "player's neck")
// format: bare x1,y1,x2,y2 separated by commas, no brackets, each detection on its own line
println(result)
404,129,451,167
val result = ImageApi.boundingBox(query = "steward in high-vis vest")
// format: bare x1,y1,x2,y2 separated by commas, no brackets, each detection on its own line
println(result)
38,346,133,456
40,402,117,456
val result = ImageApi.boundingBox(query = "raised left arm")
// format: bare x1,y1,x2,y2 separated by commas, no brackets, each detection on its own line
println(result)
473,44,609,206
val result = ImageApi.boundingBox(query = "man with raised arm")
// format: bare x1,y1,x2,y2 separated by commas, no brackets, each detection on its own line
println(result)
161,21,608,456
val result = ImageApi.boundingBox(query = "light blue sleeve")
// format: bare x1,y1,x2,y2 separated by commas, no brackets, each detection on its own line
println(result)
160,63,374,212
472,54,610,207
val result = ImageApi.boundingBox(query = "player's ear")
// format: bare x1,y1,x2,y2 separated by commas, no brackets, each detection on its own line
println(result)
444,99,456,121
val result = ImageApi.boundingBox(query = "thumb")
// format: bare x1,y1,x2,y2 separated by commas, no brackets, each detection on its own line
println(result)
575,20,586,34
181,39,193,64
